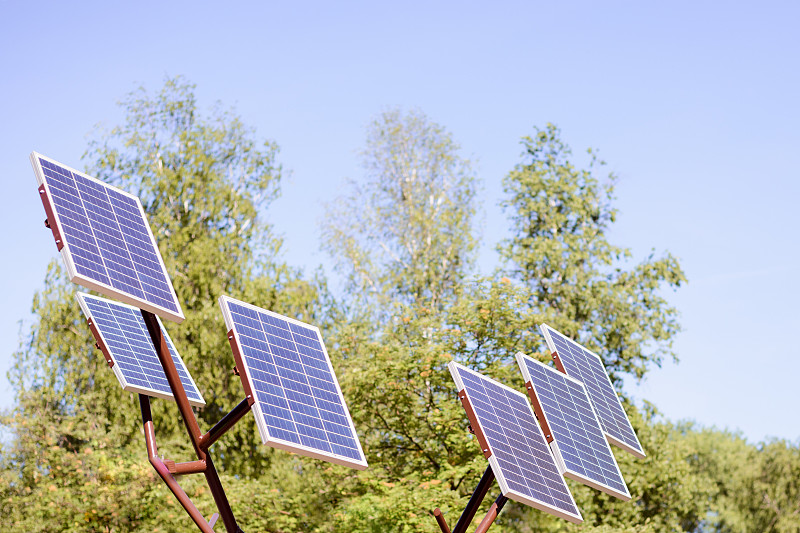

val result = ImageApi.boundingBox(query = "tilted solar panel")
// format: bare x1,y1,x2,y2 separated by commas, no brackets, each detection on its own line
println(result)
219,295,368,470
448,362,582,524
516,353,630,500
77,293,204,407
539,324,645,458
31,152,184,323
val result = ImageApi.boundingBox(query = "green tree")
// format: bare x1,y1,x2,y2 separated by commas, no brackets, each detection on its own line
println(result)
323,108,478,312
325,119,696,533
321,109,516,531
83,77,321,476
734,438,800,532
498,123,686,382
1,77,323,531
494,124,692,531
698,434,800,533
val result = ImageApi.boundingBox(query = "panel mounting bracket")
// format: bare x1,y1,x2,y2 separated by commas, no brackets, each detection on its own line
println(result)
38,184,64,251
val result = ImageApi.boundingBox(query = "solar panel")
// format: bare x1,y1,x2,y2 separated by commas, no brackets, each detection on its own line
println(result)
31,152,184,323
76,293,204,407
516,353,631,500
219,295,368,470
539,324,645,458
448,362,582,524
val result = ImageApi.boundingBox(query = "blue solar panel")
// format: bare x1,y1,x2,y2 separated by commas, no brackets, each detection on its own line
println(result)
219,296,367,470
31,153,184,323
540,324,645,458
77,293,204,407
516,353,630,500
448,362,582,524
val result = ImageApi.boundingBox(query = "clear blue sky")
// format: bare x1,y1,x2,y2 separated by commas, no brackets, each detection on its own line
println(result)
2,1,798,444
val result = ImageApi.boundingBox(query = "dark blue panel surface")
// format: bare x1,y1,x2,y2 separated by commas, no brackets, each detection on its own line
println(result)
225,301,364,464
521,356,629,496
542,326,644,456
80,294,202,404
452,364,580,518
38,157,180,315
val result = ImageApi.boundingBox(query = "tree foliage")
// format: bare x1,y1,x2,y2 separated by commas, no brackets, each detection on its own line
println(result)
498,124,686,381
323,108,478,312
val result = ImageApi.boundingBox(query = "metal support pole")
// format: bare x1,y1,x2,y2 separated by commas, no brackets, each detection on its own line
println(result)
474,494,508,533
140,395,215,533
141,310,242,533
141,311,204,453
433,507,452,533
451,466,495,533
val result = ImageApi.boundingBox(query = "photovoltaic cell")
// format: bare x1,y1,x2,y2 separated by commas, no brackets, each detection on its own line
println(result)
448,362,582,524
516,353,630,500
539,324,645,458
219,295,367,470
31,152,184,323
76,293,204,407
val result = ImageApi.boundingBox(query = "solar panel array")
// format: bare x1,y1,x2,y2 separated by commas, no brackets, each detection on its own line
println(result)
516,353,630,500
540,324,645,458
29,151,646,527
77,293,204,407
219,296,367,470
31,152,184,323
448,362,582,524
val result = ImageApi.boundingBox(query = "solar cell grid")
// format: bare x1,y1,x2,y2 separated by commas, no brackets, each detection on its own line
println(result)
31,152,184,323
516,353,630,500
76,293,204,407
219,295,367,470
449,362,582,524
539,324,645,458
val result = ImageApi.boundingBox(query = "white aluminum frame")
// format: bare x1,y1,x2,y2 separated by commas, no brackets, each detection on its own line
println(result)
76,292,204,407
539,323,646,458
516,352,631,501
31,152,185,323
218,295,368,471
448,361,583,524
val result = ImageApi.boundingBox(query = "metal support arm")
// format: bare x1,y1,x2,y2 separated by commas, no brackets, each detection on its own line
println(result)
474,494,508,533
164,459,207,475
198,397,253,451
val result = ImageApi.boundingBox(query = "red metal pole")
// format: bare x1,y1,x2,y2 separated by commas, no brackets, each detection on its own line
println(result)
433,507,453,533
203,455,240,533
451,465,495,533
141,311,203,452
198,397,253,451
140,395,215,533
141,310,242,533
